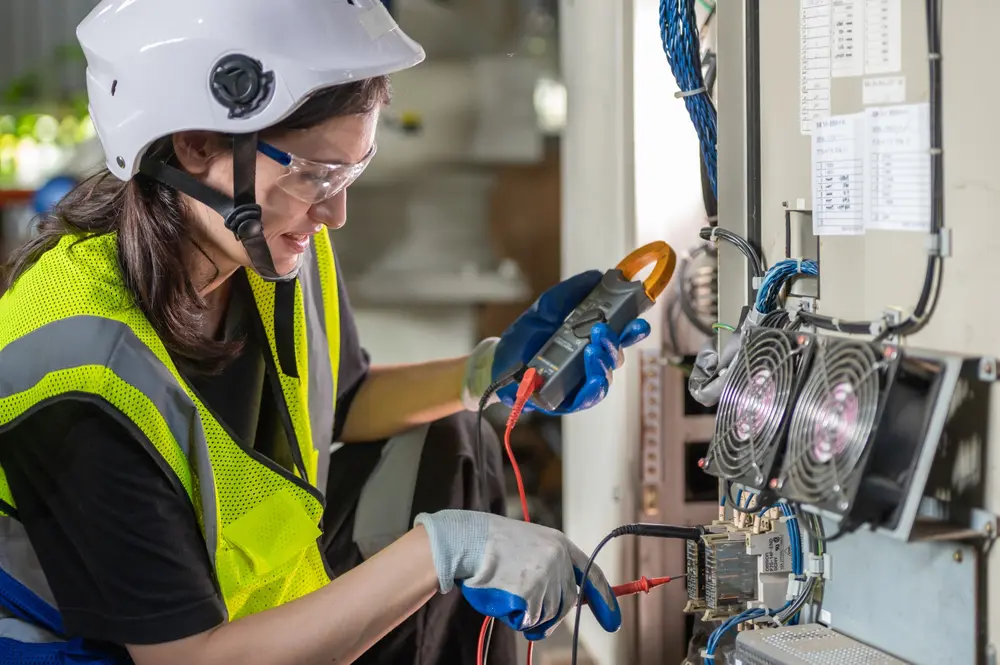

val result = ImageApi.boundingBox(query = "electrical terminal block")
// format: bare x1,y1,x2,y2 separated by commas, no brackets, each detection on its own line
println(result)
746,528,793,609
704,530,757,610
685,538,706,605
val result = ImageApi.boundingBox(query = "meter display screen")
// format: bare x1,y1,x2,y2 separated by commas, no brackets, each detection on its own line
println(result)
541,339,575,368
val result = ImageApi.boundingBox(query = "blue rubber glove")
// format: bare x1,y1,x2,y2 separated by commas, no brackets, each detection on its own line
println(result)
492,270,650,414
414,510,621,640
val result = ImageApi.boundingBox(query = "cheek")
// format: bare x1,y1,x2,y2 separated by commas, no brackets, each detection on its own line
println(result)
257,178,311,232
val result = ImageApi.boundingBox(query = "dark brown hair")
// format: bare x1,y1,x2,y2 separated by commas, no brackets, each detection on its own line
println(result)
3,76,390,373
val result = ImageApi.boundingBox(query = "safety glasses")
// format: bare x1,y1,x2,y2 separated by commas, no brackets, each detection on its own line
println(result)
257,141,377,205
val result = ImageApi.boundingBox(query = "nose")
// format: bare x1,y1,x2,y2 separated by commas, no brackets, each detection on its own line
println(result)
309,190,348,230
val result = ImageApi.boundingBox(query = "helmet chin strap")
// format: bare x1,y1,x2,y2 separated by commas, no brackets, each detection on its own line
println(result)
139,132,301,283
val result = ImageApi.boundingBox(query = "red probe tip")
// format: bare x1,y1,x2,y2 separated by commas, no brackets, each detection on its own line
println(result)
606,575,678,601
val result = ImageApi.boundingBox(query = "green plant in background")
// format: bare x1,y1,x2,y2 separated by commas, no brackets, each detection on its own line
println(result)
0,41,95,188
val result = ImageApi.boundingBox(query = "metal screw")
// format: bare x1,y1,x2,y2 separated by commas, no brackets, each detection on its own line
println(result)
953,550,964,563
117,156,126,168
986,522,994,536
838,499,849,511
754,472,764,485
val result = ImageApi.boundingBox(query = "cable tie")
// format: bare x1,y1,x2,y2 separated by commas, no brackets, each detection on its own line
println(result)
796,258,803,273
928,52,941,60
710,226,720,241
675,86,707,98
929,147,943,155
706,215,719,223
832,318,842,332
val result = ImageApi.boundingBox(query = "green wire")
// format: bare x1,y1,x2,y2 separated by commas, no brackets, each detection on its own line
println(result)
712,323,736,332
696,0,716,12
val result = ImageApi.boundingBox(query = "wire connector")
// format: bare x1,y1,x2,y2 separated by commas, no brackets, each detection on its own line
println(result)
926,227,952,257
786,576,805,599
805,553,825,578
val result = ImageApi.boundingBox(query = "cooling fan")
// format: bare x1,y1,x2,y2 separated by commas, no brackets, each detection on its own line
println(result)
701,327,815,491
774,337,896,517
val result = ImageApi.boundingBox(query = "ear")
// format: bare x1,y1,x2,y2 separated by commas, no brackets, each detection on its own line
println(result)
172,131,223,176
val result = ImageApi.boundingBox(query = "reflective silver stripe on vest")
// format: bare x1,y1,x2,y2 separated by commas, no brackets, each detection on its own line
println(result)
351,424,429,560
299,242,335,493
0,517,61,644
0,315,220,574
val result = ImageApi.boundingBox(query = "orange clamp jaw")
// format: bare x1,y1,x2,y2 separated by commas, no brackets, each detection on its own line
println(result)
615,241,678,302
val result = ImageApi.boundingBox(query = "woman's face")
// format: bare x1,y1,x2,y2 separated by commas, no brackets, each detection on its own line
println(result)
175,109,378,278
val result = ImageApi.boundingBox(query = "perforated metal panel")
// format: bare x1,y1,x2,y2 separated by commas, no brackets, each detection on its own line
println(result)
734,624,910,665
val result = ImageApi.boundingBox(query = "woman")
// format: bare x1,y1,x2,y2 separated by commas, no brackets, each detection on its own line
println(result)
0,1,651,663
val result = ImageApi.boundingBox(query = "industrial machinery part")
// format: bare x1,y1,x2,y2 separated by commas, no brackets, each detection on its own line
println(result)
734,623,909,664
777,340,994,542
776,338,894,517
685,517,793,618
701,328,815,492
703,532,757,611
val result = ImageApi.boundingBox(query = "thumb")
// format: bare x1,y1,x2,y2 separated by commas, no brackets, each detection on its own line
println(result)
618,318,651,349
568,542,622,633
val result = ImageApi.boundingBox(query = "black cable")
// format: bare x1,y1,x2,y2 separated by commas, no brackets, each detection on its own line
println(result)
699,226,765,280
792,503,849,544
569,524,704,665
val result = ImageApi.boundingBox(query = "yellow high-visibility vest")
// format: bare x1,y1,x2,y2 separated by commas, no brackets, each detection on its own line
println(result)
0,230,341,625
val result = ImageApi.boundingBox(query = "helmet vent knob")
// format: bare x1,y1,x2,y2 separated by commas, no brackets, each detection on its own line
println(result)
210,54,275,120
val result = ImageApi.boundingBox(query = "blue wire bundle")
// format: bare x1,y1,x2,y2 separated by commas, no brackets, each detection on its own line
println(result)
754,259,819,314
703,602,791,661
659,0,717,197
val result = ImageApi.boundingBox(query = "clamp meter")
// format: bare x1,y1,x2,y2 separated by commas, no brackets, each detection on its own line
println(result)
525,241,677,411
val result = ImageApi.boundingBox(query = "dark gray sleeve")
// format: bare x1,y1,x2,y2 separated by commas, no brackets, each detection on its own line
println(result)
0,400,226,646
332,248,371,442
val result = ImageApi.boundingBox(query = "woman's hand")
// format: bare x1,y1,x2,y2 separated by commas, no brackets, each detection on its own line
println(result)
462,271,650,414
414,510,621,640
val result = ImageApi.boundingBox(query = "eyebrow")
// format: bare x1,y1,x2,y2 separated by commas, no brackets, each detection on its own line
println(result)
303,142,376,166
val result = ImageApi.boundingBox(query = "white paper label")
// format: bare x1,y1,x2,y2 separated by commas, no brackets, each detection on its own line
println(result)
863,103,932,232
863,75,906,104
800,0,832,134
820,608,833,625
864,0,902,74
832,0,865,77
812,113,865,236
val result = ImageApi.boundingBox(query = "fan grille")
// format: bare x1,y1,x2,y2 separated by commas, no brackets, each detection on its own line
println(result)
780,339,884,506
710,329,806,484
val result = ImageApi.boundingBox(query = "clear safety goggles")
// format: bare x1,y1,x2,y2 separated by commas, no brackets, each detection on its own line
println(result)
257,141,377,205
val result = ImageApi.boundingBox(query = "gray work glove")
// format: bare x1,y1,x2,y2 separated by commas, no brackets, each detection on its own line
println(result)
414,510,621,641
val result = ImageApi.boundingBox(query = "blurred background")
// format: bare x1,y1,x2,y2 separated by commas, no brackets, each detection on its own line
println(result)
0,1,717,663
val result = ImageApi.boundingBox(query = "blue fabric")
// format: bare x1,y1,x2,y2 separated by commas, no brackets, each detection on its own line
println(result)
492,271,650,414
0,566,64,636
32,176,77,215
0,568,125,664
0,638,127,665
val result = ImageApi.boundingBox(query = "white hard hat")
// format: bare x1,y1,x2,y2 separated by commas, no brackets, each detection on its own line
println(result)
78,0,425,181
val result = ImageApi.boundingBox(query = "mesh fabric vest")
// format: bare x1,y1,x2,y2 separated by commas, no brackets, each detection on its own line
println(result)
0,230,341,623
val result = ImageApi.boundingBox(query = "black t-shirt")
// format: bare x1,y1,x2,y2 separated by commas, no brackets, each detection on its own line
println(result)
0,256,371,647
